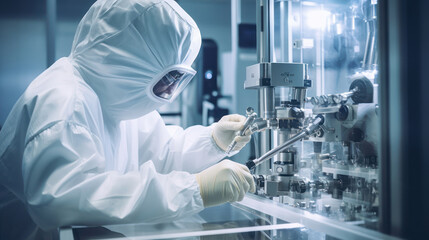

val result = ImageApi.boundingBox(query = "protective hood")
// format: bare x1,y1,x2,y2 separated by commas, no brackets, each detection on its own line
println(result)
70,0,201,121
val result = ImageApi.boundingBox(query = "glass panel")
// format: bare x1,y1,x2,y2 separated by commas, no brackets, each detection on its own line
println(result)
72,202,323,240
269,0,380,232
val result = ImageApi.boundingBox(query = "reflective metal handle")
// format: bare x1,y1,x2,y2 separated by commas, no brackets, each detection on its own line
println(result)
226,108,258,154
246,114,325,170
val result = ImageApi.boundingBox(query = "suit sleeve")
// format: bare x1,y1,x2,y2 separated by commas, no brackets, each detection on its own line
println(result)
22,121,204,230
136,111,227,174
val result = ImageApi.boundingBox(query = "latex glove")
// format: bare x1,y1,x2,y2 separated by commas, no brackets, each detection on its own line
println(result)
195,160,256,207
212,114,251,152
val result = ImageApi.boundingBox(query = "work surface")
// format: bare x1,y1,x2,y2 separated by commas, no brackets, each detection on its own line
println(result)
60,196,307,240
59,194,398,240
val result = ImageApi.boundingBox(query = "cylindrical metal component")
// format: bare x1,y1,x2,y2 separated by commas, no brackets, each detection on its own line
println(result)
261,87,275,119
320,95,329,105
253,131,307,167
257,0,273,63
257,88,273,174
291,88,307,108
324,205,332,214
310,97,320,105
250,118,268,133
278,151,294,164
250,115,324,168
362,1,377,70
277,129,291,147
309,201,316,212
272,175,291,192
256,0,274,174
304,64,309,80
292,180,307,194
274,163,294,176
276,125,296,175
313,142,322,153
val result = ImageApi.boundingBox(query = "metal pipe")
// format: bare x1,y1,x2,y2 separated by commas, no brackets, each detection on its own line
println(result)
368,20,376,67
262,87,275,119
362,1,378,70
369,20,377,69
277,129,292,163
246,115,324,170
257,110,272,173
255,0,274,175
258,0,273,63
253,131,307,167
292,88,307,108
362,21,372,69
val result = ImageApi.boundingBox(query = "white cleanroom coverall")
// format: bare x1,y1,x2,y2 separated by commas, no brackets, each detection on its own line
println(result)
0,0,237,238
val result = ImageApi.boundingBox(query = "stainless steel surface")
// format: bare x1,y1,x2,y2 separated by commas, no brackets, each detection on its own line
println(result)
253,131,306,167
252,115,323,167
257,0,273,63
310,88,358,107
362,1,378,70
292,88,307,108
245,62,309,89
277,129,291,162
245,0,387,237
256,0,274,177
257,89,272,175
261,87,275,119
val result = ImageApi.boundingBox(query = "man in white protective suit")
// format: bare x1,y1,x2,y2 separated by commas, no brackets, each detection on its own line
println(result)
0,0,255,238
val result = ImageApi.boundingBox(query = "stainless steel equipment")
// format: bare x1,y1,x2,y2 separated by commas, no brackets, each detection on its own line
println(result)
241,0,384,235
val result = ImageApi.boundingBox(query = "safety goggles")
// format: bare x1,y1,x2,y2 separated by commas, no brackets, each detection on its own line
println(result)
149,65,196,103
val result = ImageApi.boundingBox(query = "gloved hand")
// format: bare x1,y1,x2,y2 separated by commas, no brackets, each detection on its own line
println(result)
212,114,251,152
195,160,256,207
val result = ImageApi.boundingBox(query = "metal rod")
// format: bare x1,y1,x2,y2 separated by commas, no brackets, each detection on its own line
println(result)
255,0,274,175
247,115,324,169
253,131,307,167
258,0,273,63
257,88,273,174
362,2,377,70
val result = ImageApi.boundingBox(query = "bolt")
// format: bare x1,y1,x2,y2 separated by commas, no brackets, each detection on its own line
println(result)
320,95,329,105
311,97,319,105
309,200,316,211
324,205,331,214
332,94,342,104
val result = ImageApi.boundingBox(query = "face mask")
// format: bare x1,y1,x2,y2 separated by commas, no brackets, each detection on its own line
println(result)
148,65,196,103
